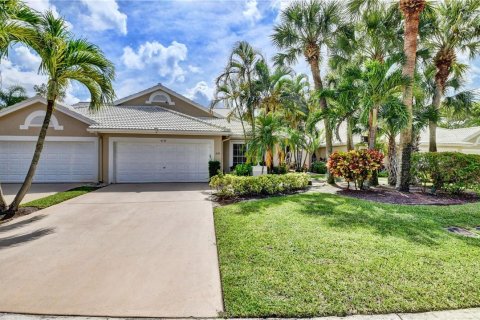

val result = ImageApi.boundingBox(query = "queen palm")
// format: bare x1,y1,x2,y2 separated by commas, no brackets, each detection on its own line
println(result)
0,85,28,108
425,0,480,152
2,11,115,219
396,0,426,192
216,41,263,135
272,0,343,184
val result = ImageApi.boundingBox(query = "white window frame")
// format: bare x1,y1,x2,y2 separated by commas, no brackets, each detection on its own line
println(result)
19,110,64,130
229,140,247,168
145,91,175,105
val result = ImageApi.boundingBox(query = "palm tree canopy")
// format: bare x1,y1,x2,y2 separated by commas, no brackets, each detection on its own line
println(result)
0,84,28,108
28,11,116,110
271,0,343,66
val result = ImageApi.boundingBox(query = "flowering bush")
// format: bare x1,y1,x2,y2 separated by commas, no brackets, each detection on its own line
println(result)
327,149,384,189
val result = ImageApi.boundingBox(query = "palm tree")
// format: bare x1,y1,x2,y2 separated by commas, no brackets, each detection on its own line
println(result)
0,84,28,108
216,41,263,135
396,0,426,192
2,11,115,219
425,0,480,152
272,0,343,184
247,112,283,172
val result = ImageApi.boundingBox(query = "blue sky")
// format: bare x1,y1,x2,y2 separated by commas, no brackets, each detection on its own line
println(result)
1,0,479,107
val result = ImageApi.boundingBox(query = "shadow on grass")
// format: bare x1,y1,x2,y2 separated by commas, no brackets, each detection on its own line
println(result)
226,193,480,247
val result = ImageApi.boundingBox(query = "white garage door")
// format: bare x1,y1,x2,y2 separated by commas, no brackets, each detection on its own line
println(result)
114,139,212,183
0,139,98,183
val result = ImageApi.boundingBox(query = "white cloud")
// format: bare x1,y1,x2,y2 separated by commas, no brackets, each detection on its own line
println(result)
188,65,201,73
243,0,262,24
79,0,127,35
24,0,59,16
13,46,41,71
185,81,214,106
121,41,188,82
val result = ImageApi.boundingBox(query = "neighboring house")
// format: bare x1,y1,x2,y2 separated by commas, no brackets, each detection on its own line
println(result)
315,122,480,158
0,83,248,183
315,122,363,159
418,126,480,155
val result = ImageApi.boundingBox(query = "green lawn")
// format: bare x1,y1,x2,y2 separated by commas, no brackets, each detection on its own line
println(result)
22,186,99,209
214,193,480,317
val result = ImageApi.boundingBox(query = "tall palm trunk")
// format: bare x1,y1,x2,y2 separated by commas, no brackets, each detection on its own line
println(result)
387,134,397,186
396,0,425,192
346,117,354,151
3,99,55,219
367,107,378,150
309,56,334,184
429,62,449,152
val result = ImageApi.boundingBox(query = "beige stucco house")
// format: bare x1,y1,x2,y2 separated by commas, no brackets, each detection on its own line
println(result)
0,84,247,183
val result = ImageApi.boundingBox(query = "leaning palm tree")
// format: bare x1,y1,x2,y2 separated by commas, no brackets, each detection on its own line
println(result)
396,0,426,192
272,0,343,184
0,84,28,108
2,11,115,219
425,0,480,152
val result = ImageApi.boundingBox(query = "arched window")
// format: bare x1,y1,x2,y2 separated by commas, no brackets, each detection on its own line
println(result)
19,110,64,130
145,91,175,105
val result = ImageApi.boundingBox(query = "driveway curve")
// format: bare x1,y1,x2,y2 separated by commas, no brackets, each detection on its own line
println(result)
0,183,223,318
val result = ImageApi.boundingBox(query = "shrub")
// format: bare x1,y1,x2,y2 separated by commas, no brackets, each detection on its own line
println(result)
327,149,384,189
209,173,309,199
377,170,388,178
411,152,480,194
208,160,221,179
233,163,253,176
311,161,327,174
272,164,288,174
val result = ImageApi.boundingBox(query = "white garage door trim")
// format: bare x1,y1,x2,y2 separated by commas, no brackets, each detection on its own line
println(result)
0,136,99,183
108,137,215,183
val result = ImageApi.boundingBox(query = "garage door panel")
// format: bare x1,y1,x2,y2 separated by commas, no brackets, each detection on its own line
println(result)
115,140,212,183
0,140,97,183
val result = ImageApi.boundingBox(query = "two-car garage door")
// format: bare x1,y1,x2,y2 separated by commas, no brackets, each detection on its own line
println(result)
0,138,98,183
113,139,212,183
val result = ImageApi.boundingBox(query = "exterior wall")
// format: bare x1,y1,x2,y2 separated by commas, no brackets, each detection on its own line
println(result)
418,144,480,155
0,102,94,137
99,133,223,182
117,92,214,118
316,145,349,159
223,139,231,172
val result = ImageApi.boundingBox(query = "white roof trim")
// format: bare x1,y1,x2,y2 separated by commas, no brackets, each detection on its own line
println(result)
86,128,227,136
0,95,96,125
113,83,223,118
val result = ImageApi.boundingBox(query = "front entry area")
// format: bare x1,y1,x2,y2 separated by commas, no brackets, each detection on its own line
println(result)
111,138,213,183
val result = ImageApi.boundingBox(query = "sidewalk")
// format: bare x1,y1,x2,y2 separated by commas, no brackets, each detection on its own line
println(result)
1,307,480,320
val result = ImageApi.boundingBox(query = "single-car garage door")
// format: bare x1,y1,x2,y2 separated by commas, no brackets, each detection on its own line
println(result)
114,139,212,183
0,138,98,183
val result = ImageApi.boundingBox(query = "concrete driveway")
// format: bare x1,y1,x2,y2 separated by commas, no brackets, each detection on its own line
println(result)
3,183,83,204
0,183,223,318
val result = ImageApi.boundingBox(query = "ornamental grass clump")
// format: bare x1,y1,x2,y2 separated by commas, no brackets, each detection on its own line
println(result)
327,149,384,189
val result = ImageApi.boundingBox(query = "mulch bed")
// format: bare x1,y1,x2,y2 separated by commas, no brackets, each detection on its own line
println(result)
0,207,39,224
337,185,479,205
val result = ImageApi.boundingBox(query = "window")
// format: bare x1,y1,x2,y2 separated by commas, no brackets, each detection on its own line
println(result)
19,110,63,130
232,143,247,166
145,90,175,105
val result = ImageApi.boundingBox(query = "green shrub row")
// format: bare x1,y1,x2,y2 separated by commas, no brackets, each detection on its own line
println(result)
209,173,310,198
310,161,327,174
411,152,480,194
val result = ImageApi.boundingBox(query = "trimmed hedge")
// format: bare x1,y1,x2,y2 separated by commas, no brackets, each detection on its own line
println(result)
411,152,480,194
311,161,327,174
209,173,309,198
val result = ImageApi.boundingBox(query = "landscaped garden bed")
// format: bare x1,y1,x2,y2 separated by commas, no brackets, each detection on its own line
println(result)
214,192,480,317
